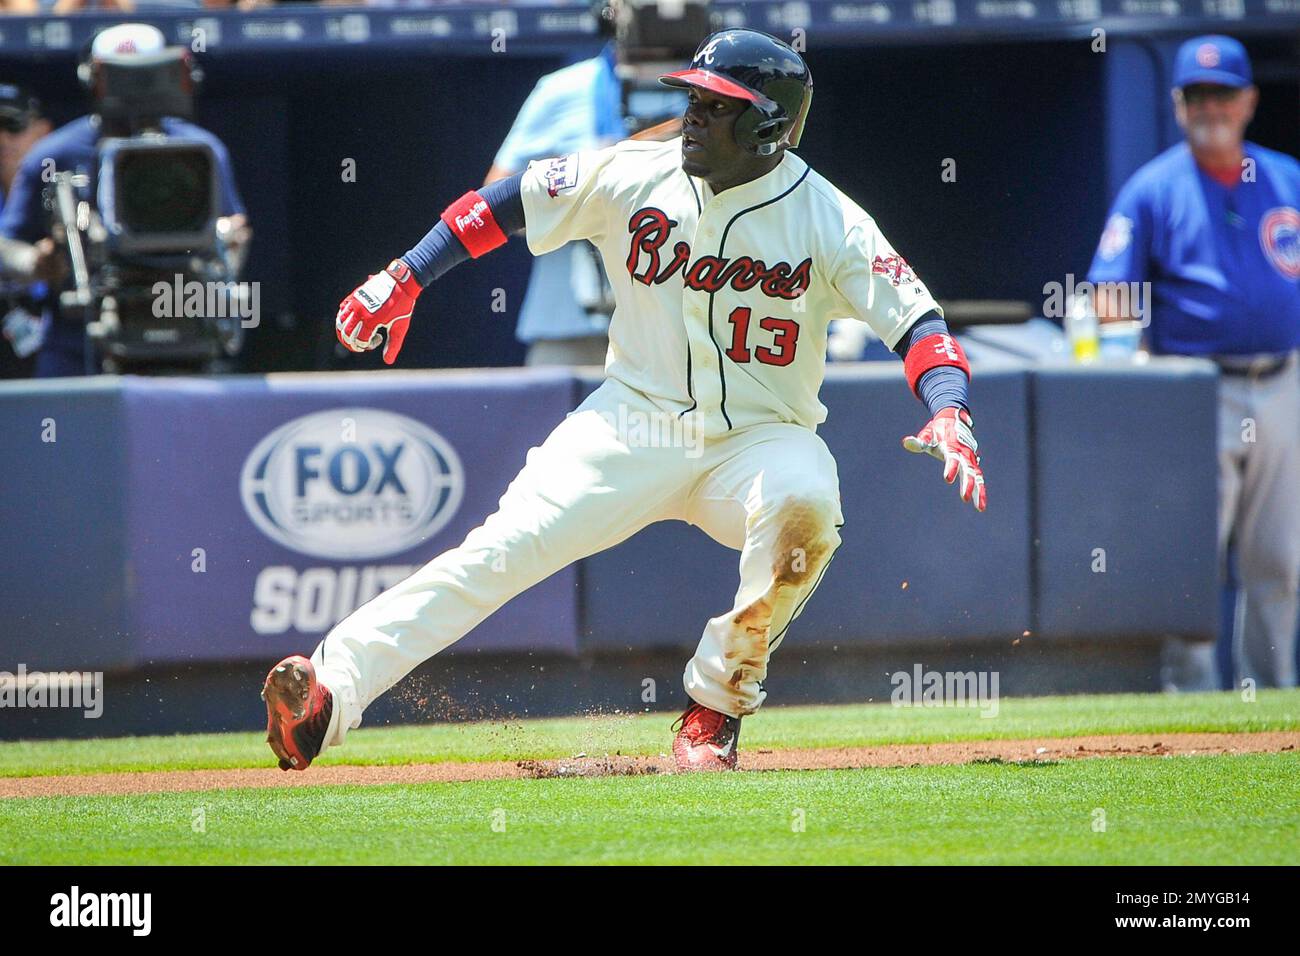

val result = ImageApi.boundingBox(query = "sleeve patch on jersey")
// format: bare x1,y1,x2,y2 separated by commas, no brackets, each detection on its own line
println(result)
540,154,580,198
1098,213,1133,262
1259,207,1300,280
871,254,916,286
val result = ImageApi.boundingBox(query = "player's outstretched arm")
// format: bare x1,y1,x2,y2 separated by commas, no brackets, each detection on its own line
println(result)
828,216,986,511
895,314,987,513
335,173,526,364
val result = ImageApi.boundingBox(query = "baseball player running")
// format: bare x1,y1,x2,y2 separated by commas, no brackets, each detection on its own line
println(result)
263,30,986,772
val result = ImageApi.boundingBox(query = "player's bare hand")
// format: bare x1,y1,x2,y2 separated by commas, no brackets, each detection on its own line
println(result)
335,259,422,365
902,407,987,512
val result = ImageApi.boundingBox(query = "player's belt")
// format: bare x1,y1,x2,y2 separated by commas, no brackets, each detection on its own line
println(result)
1214,350,1297,380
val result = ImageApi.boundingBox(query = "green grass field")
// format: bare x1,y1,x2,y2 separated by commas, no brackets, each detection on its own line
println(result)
2,690,1298,865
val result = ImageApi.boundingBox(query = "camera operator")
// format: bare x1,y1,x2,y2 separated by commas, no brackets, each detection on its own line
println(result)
0,84,51,203
0,84,54,377
0,23,249,377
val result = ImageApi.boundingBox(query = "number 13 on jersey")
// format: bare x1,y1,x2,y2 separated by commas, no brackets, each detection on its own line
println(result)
723,306,799,367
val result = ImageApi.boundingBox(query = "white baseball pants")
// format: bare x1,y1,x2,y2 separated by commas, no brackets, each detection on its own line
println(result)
1162,353,1300,690
312,377,844,750
1220,356,1300,687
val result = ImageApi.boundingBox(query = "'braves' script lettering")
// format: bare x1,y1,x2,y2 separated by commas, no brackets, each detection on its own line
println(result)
626,207,811,300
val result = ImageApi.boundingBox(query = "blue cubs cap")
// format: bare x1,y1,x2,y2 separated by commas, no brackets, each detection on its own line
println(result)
1173,35,1252,89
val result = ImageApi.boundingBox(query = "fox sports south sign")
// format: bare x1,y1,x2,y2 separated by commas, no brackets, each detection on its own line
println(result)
241,408,464,560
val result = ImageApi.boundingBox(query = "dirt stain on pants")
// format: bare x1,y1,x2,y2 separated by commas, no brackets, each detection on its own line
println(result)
722,498,839,702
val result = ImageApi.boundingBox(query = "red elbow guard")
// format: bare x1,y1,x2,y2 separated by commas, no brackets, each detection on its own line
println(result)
440,190,509,258
903,333,971,396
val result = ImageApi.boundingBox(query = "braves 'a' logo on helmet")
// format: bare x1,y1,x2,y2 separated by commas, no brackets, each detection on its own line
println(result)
697,36,724,66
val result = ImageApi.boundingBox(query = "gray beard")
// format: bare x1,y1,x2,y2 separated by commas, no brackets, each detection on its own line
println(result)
1188,121,1237,150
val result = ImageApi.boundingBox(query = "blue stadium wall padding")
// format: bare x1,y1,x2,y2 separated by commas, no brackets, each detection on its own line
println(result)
1031,358,1219,641
0,361,1224,670
117,370,584,663
0,378,134,670
580,362,1034,650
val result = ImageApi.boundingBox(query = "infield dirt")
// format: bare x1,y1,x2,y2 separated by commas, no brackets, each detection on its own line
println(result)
1,731,1294,798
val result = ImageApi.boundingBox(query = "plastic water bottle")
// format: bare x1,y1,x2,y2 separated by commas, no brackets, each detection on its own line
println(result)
1065,293,1099,363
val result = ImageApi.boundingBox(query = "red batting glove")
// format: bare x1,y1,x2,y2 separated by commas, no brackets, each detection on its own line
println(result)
335,259,421,365
902,407,987,512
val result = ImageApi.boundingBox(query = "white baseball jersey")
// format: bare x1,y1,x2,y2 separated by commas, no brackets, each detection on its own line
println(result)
310,137,946,749
519,137,943,436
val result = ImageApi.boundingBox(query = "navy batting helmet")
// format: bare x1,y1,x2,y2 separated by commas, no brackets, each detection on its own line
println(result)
659,30,813,156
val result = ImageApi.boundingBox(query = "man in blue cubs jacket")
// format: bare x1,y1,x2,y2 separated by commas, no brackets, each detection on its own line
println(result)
1089,35,1300,690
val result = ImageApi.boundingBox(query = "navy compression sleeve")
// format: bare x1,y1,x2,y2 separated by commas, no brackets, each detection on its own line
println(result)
894,312,970,416
400,173,525,288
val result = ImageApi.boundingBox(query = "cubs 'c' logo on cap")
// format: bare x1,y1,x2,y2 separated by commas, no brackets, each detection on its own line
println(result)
1259,207,1300,280
1195,43,1221,68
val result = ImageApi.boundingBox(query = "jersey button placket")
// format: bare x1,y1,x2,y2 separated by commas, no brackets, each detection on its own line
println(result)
685,207,726,432
686,293,711,366
683,286,717,424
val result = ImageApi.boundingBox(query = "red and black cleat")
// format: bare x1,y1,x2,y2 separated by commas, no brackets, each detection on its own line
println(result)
261,655,333,771
672,702,742,771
